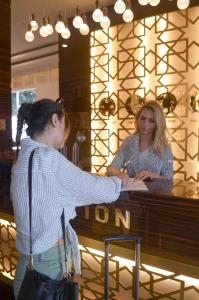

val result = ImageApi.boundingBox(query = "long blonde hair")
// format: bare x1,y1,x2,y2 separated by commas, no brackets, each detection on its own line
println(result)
134,100,170,155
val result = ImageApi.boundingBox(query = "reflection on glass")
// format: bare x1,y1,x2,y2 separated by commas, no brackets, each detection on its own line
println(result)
125,94,144,116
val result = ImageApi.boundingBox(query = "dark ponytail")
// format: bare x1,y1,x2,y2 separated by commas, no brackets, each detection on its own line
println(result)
15,98,68,157
16,103,33,157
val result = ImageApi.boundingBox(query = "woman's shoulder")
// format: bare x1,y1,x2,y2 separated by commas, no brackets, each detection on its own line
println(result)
121,133,138,150
123,133,138,144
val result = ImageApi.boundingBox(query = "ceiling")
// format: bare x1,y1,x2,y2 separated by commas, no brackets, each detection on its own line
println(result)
11,0,198,75
11,0,114,55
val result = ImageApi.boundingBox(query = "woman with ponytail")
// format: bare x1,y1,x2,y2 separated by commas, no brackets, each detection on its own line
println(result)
11,98,124,299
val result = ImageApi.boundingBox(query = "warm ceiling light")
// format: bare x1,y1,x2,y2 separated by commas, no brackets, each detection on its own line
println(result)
25,24,34,42
177,0,190,9
39,18,49,37
114,0,126,14
55,13,65,33
26,0,166,44
61,20,71,39
123,9,134,22
46,17,54,35
73,6,83,29
80,15,90,35
100,7,111,29
62,44,68,48
30,14,38,31
92,0,103,22
138,0,149,5
123,1,134,23
149,0,160,6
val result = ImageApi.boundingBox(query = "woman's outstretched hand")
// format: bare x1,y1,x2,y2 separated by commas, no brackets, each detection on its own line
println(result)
134,170,159,181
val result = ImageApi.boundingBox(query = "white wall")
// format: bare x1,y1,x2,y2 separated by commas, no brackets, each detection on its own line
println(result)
11,66,59,101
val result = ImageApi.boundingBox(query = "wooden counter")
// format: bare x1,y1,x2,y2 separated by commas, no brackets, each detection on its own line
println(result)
71,179,199,266
1,178,199,267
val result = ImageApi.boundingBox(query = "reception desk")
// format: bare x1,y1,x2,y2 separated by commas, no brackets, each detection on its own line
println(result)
72,179,199,266
0,178,199,299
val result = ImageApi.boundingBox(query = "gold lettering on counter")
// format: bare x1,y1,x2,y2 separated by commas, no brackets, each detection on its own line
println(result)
115,208,130,229
84,206,131,229
95,205,109,223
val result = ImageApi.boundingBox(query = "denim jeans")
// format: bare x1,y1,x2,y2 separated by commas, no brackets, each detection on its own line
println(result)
14,244,71,299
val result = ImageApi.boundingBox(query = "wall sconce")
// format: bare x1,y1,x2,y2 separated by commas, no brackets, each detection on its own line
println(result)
125,94,144,116
99,97,116,116
157,92,177,115
190,91,199,112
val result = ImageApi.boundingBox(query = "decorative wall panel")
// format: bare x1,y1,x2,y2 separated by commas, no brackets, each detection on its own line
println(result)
78,243,199,300
1,215,199,299
90,7,199,181
0,215,18,280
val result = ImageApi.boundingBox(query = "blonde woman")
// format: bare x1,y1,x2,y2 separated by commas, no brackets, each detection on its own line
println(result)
107,100,173,183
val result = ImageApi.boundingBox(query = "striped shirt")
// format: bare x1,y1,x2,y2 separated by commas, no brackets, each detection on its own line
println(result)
110,133,173,179
11,138,121,259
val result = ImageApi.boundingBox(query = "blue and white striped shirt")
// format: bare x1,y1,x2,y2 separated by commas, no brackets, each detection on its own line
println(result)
11,138,121,258
110,133,173,179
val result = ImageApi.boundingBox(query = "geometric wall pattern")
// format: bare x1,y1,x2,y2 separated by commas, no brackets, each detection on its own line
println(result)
0,215,19,280
1,215,199,299
90,6,199,181
78,243,199,300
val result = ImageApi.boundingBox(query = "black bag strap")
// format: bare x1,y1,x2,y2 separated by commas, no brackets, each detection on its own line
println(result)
28,148,67,272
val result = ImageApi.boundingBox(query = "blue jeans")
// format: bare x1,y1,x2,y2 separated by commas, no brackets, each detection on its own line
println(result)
14,244,70,299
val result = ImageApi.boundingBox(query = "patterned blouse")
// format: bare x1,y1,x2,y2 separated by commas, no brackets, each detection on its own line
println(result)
110,133,173,179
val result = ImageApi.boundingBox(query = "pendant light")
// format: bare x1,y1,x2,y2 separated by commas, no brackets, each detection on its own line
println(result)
73,6,83,29
80,15,90,35
25,24,34,42
177,0,190,10
100,7,111,29
30,14,38,31
39,18,49,37
123,1,134,23
92,0,103,22
114,0,126,14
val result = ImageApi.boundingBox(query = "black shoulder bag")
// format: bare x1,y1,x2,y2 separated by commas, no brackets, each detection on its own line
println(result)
17,149,79,300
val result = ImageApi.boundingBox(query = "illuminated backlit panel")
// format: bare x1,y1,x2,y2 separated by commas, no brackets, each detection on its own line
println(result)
1,216,199,299
90,7,199,180
78,243,199,299
0,214,18,280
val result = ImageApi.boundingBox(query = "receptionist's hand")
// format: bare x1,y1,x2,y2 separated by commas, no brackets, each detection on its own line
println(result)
134,170,159,181
116,172,129,187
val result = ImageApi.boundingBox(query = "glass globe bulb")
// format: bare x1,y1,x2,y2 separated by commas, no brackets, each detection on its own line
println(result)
55,21,65,33
73,15,83,29
138,0,149,5
177,0,190,10
92,8,103,22
123,9,134,23
30,20,38,31
25,31,34,42
61,27,71,39
114,0,126,14
100,16,111,29
149,0,160,6
80,23,90,35
46,24,54,35
39,25,48,37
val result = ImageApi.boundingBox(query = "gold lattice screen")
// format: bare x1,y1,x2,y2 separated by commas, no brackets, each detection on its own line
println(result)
90,7,199,181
